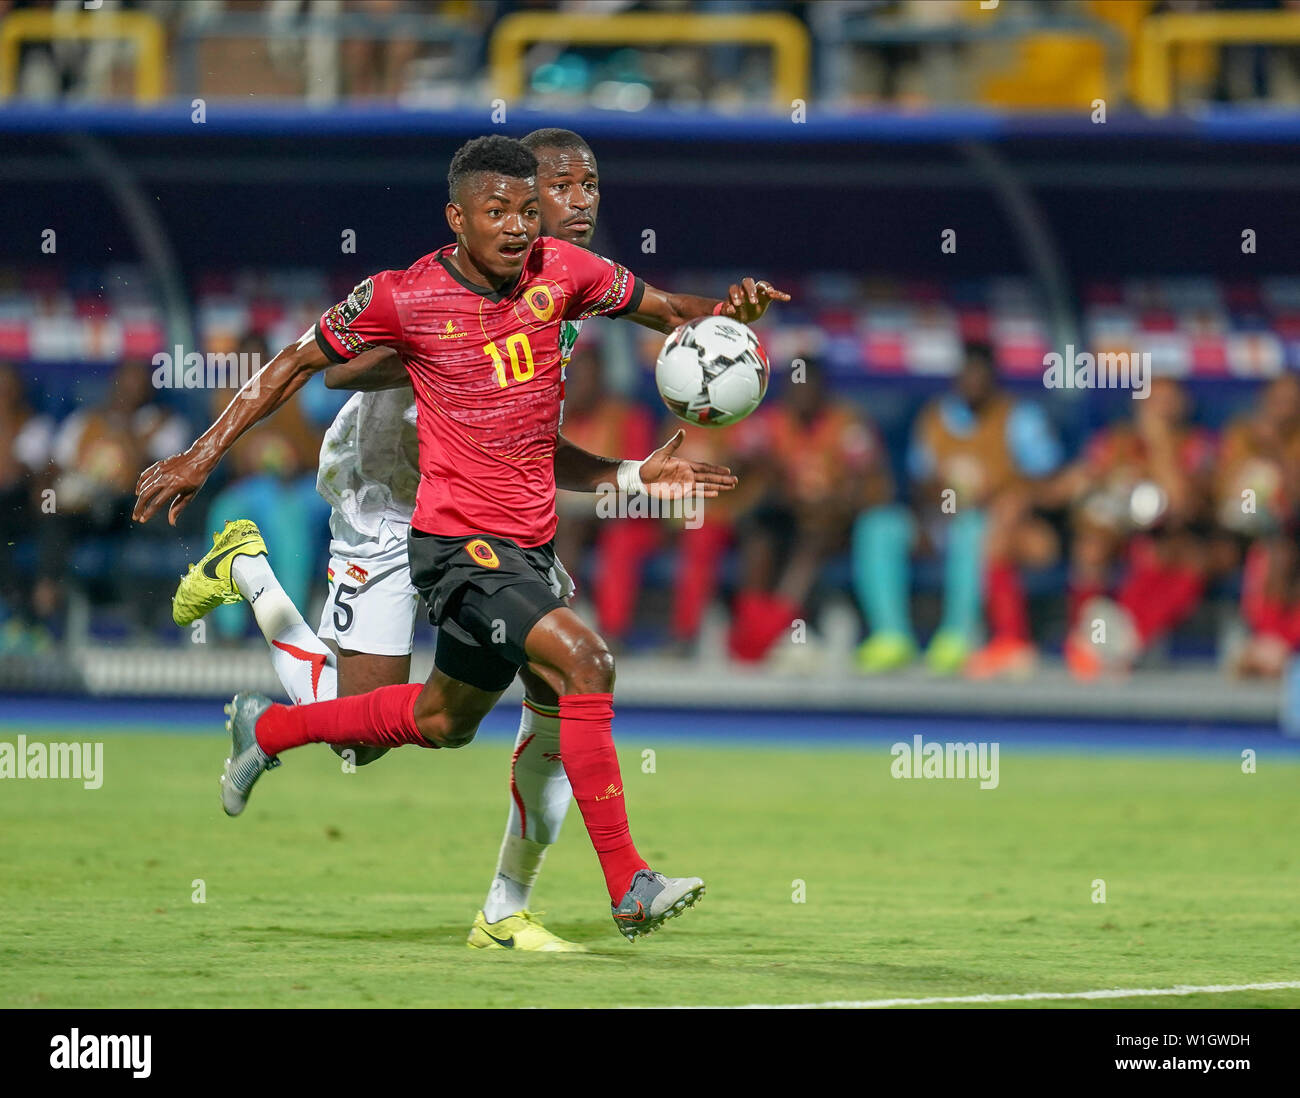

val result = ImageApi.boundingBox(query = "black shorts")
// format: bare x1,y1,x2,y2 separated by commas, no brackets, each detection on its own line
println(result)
407,528,570,693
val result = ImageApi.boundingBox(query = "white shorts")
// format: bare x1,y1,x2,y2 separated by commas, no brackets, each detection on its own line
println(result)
317,512,420,657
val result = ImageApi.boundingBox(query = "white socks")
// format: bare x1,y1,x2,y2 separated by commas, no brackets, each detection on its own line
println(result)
231,553,338,705
482,702,572,922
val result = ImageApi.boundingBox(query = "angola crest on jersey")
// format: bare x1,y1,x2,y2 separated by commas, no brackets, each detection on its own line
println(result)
312,237,643,546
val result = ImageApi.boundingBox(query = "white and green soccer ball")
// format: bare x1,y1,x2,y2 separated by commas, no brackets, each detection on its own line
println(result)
654,315,770,427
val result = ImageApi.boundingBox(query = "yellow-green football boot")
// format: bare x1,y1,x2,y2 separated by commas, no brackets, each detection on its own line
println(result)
856,632,918,673
172,519,268,626
467,910,589,953
924,630,971,675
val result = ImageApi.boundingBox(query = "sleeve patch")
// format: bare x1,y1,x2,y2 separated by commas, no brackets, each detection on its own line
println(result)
608,276,645,318
578,262,635,320
320,278,376,358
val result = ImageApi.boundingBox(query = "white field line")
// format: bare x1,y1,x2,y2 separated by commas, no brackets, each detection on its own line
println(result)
677,981,1300,1009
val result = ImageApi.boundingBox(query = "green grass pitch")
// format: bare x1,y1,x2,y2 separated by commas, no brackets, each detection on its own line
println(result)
2,727,1298,1008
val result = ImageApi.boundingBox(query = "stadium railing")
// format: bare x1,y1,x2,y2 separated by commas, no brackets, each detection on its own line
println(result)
486,11,810,111
821,8,1127,108
1136,9,1300,113
0,8,165,103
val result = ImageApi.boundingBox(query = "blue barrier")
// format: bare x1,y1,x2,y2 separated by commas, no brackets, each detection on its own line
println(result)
2,102,1300,141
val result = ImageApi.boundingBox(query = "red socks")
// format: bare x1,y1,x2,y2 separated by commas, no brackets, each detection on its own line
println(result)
1066,579,1106,631
253,684,648,904
559,692,647,902
255,683,427,756
1117,541,1205,643
728,591,800,662
986,561,1030,643
593,522,658,641
672,521,730,641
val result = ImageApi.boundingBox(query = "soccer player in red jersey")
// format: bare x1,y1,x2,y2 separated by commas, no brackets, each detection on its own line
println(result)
134,135,788,938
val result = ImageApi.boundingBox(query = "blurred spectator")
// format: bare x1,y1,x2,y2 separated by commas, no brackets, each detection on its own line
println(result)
1059,378,1216,679
1213,373,1300,676
0,363,56,649
659,416,760,654
205,333,330,639
34,360,190,632
339,0,421,98
868,343,1062,677
554,346,658,650
728,360,887,663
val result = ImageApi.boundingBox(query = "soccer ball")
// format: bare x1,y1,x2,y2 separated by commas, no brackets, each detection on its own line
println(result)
654,316,769,427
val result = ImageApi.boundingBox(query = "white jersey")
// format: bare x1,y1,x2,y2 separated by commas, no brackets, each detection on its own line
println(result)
315,319,583,540
316,389,420,538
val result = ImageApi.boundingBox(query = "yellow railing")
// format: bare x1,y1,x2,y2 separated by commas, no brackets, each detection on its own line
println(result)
489,11,810,111
1136,10,1300,113
0,9,165,102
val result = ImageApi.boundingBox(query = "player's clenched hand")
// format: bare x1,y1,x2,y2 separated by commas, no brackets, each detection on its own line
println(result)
720,278,791,325
133,450,211,525
639,430,738,500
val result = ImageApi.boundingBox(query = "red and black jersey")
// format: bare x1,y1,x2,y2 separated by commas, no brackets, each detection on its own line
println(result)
314,237,643,546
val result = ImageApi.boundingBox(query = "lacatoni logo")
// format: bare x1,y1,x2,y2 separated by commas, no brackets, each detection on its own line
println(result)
1042,345,1151,399
151,346,261,395
0,735,103,789
890,735,999,790
50,1030,151,1079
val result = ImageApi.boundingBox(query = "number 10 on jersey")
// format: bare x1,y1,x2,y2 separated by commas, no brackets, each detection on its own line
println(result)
484,333,535,388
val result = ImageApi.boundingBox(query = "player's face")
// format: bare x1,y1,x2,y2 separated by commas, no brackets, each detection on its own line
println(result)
535,147,599,247
447,173,541,284
956,358,995,410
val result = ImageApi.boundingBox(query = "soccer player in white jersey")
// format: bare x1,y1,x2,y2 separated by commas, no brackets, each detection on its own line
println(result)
170,128,785,950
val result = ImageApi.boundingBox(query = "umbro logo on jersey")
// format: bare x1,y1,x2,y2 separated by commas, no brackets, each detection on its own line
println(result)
439,319,468,340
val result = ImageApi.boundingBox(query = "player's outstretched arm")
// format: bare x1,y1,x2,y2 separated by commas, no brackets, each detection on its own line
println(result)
323,347,411,392
554,430,737,499
133,335,333,525
625,277,791,333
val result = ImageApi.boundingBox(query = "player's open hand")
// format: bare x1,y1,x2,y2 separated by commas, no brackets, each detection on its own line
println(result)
133,451,210,525
639,430,738,500
720,278,791,325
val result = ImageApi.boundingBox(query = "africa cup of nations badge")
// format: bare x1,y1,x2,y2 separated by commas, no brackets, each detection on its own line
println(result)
340,278,373,324
465,539,500,568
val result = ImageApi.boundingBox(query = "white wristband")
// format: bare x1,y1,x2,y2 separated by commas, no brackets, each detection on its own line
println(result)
616,459,645,497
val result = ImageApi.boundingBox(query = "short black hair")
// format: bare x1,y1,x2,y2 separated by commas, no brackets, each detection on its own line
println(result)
520,128,592,158
447,135,538,202
963,341,995,369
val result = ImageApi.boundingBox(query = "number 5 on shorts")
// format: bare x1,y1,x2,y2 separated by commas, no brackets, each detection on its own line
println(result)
332,582,358,633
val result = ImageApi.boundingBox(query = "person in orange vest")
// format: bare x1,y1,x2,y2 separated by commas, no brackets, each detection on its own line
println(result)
857,342,1063,676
